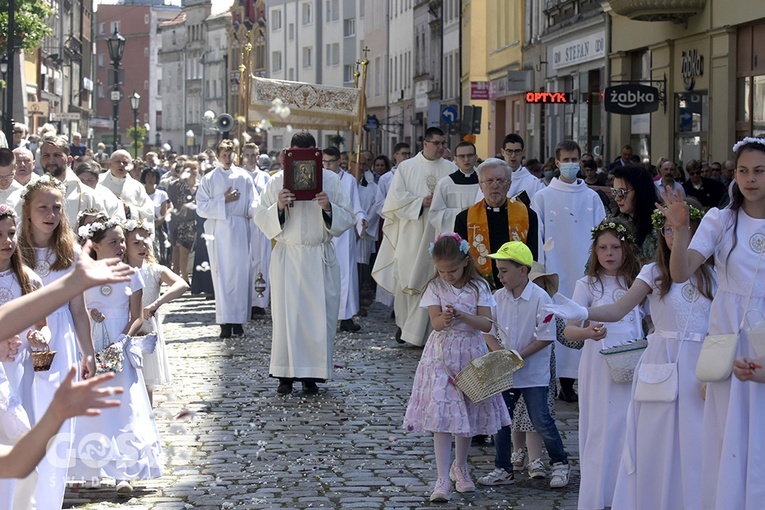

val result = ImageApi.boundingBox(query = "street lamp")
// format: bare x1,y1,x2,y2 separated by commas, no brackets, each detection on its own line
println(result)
107,27,126,154
129,91,140,159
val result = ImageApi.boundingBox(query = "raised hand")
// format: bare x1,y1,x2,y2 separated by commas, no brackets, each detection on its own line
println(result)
657,187,690,229
76,241,134,288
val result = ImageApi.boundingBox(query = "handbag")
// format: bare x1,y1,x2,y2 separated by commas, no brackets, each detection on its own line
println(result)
441,319,524,403
696,247,764,382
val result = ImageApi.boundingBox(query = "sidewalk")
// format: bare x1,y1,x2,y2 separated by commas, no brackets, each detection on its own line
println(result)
64,294,580,509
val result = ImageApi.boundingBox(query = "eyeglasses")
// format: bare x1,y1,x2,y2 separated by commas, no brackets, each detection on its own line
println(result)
480,178,510,187
455,153,476,159
610,188,634,198
0,174,14,180
397,151,412,156
687,171,701,176
322,159,339,165
425,140,446,147
503,148,524,155
661,226,674,237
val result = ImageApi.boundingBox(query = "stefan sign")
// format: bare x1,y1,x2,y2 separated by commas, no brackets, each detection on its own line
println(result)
552,32,605,70
604,84,660,115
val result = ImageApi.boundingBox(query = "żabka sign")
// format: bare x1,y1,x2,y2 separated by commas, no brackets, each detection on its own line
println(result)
525,92,574,104
604,84,660,115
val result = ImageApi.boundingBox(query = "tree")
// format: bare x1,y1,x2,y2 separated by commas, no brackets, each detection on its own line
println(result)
0,0,54,54
127,125,147,157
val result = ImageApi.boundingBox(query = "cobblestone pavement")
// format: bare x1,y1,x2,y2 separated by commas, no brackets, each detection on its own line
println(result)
63,294,581,509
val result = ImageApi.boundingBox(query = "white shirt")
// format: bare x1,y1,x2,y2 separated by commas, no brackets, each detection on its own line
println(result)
492,280,555,388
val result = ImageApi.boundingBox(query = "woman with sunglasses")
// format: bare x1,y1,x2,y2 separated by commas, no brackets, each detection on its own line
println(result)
610,165,660,263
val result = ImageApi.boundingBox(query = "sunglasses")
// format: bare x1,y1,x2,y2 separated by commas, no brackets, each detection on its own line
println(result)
610,188,634,198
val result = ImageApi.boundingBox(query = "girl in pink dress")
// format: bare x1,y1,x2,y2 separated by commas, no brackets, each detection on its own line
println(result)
403,233,511,503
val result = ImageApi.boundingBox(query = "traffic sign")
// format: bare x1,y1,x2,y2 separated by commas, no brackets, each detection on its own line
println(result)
441,105,458,124
364,114,379,130
110,89,124,102
50,112,81,121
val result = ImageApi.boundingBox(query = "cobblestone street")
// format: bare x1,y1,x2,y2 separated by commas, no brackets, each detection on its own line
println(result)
63,294,581,509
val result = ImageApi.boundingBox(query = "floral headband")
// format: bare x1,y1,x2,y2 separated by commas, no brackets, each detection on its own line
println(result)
591,220,636,244
77,218,122,242
651,204,704,230
122,219,148,234
19,174,66,201
0,204,16,220
732,137,765,153
429,232,471,256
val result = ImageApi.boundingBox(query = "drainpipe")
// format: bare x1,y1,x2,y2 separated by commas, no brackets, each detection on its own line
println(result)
603,4,611,161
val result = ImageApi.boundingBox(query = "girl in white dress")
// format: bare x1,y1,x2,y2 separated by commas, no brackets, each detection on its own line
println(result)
563,218,644,510
123,220,189,405
663,138,765,510
0,205,48,510
402,233,510,503
17,176,95,508
547,204,716,509
69,220,163,494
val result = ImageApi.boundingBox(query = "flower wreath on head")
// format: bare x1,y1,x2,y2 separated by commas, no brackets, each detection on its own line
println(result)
591,220,636,244
122,218,148,234
429,232,471,256
77,218,122,242
732,137,765,153
651,203,704,231
19,174,66,201
0,204,17,220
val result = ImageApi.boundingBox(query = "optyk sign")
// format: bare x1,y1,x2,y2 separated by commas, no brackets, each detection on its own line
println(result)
604,84,660,115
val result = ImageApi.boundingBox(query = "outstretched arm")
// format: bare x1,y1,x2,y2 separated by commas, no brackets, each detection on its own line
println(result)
587,280,651,323
0,242,132,338
0,367,122,478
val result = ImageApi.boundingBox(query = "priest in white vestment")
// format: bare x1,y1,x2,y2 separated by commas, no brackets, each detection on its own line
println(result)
372,128,457,346
372,143,412,308
196,140,258,338
252,132,354,395
530,140,606,402
428,140,480,236
99,150,155,234
242,143,272,318
324,147,367,332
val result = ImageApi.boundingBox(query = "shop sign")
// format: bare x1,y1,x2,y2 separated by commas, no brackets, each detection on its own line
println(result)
552,32,605,71
681,49,703,91
471,82,490,100
525,92,575,104
604,84,660,115
488,77,508,100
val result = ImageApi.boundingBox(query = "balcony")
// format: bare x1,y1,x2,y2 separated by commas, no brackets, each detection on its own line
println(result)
608,0,706,24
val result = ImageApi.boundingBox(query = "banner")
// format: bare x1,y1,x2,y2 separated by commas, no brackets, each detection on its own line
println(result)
249,77,361,130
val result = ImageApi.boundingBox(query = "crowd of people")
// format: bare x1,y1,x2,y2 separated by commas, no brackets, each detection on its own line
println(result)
0,119,763,510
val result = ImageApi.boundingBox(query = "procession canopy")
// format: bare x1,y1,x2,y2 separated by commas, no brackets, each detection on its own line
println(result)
249,76,361,130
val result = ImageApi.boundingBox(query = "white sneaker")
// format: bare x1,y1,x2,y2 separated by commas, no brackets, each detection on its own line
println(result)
550,462,570,488
477,467,515,486
527,458,546,479
510,447,526,471
115,480,133,494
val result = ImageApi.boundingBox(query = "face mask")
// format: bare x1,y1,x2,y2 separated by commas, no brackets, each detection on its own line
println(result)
559,162,579,180
28,143,38,151
544,170,554,179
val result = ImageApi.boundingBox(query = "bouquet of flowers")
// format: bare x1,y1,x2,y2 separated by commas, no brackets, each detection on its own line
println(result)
95,343,124,374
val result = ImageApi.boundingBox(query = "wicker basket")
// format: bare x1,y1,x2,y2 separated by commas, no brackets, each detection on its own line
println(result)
31,346,57,372
599,339,648,383
442,319,525,403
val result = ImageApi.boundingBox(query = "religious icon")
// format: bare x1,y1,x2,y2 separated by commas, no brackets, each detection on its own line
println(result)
282,148,323,200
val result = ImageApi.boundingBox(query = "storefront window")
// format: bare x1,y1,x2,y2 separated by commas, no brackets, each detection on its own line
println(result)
675,92,708,164
753,75,765,137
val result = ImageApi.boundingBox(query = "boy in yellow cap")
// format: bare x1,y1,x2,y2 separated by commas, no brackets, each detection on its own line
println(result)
476,241,570,488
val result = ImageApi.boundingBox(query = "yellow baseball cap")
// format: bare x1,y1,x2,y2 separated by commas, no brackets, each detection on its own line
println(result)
487,241,534,268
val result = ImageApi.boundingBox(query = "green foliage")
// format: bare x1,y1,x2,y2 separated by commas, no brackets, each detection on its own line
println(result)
328,133,345,148
127,125,147,154
0,0,54,53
